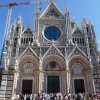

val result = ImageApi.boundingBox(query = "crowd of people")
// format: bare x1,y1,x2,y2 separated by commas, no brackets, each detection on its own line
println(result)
17,92,100,100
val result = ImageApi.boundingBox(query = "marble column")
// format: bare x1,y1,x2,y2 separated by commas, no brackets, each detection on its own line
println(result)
38,72,45,93
61,74,64,93
36,73,39,93
34,74,36,93
60,74,62,93
88,71,92,93
64,73,66,94
39,72,42,93
85,72,89,92
61,73,66,93
44,73,46,93
89,71,95,93
66,71,71,94
16,71,21,95
66,72,68,94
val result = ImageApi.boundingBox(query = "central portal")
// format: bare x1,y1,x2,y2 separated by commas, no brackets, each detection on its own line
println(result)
47,76,60,93
74,79,85,93
22,80,32,94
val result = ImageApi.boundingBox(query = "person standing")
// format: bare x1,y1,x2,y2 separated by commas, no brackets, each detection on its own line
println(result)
85,92,89,100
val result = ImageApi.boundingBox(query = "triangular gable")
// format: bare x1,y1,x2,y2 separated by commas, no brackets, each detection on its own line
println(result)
40,2,65,19
18,46,38,60
73,26,83,34
41,44,64,60
22,26,33,34
67,45,88,60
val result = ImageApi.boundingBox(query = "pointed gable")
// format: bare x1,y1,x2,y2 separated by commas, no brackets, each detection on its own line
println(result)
18,46,38,60
40,2,65,19
42,45,64,60
67,46,88,60
22,26,33,34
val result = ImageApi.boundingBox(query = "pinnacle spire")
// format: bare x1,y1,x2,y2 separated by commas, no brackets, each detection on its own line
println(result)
50,0,54,3
65,3,69,12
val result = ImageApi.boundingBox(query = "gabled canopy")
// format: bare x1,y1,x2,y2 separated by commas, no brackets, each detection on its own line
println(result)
72,26,83,35
22,26,33,35
39,2,65,19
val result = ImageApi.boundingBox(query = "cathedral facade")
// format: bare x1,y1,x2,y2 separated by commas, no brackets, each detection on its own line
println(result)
0,1,100,99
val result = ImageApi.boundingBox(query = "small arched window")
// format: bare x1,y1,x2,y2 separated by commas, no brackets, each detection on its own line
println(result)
86,27,89,33
16,27,19,33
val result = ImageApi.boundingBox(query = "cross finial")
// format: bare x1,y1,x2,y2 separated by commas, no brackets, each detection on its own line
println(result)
50,0,54,3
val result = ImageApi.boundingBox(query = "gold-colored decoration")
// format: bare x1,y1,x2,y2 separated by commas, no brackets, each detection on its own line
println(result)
45,8,60,18
50,61,56,68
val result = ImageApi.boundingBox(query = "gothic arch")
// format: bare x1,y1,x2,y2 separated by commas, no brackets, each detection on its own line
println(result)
18,55,39,71
42,55,65,70
67,55,92,71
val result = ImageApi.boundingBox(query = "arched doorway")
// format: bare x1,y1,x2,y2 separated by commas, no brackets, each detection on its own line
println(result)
42,56,66,93
68,55,95,93
46,61,60,93
21,62,34,94
18,55,38,94
71,62,85,93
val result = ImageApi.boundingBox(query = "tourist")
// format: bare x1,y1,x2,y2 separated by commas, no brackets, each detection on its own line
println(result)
85,92,89,100
65,94,68,100
56,92,59,100
30,94,33,100
68,93,71,100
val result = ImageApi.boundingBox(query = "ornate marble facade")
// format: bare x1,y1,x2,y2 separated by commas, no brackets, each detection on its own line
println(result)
0,1,100,100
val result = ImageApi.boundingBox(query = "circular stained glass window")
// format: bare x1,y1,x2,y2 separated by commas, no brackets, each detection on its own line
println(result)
44,26,61,40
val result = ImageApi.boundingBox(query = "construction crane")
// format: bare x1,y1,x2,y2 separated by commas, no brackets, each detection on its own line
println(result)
0,0,44,68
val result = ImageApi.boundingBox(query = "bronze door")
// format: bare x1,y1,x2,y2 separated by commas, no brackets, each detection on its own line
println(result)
74,79,85,93
22,80,32,94
47,76,60,93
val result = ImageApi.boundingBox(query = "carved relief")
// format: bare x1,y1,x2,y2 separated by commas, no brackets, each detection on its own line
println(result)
41,4,64,19
45,8,60,18
45,61,60,71
72,62,83,75
22,62,34,74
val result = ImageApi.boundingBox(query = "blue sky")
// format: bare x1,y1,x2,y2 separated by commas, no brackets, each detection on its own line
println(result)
0,0,100,53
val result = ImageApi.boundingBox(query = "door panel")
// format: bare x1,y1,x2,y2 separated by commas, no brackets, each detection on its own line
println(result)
47,76,60,93
74,79,85,93
22,80,32,94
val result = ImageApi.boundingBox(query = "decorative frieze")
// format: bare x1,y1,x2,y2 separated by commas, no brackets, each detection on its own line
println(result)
39,21,65,26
